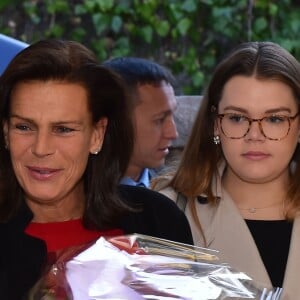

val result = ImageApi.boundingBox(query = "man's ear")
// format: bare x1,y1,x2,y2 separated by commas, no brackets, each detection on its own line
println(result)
89,118,108,154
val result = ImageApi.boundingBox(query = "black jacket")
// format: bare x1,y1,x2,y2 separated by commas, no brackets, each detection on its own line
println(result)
0,185,193,299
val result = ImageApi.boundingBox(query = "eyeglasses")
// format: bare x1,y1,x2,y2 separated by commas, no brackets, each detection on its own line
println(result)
217,112,299,141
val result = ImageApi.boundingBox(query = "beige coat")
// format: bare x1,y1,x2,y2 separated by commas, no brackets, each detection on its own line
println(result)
158,180,300,299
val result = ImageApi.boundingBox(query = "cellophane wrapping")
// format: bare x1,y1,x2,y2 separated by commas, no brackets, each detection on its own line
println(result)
28,234,282,300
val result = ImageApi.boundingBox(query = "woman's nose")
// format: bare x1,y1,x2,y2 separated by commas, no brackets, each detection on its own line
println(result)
31,130,55,156
245,120,266,141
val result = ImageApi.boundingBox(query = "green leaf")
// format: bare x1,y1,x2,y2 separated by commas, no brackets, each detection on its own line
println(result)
114,1,131,13
278,39,299,53
212,7,232,18
177,18,191,35
156,20,170,37
255,0,268,9
111,16,122,33
115,36,130,48
112,37,130,57
70,27,86,41
0,0,15,10
74,4,87,15
83,0,97,12
268,3,278,16
192,71,204,87
290,17,300,33
92,13,110,35
202,54,215,68
46,24,64,38
181,0,197,12
171,27,178,39
169,3,183,21
91,39,107,60
141,25,153,43
95,0,114,11
46,0,69,14
254,17,268,32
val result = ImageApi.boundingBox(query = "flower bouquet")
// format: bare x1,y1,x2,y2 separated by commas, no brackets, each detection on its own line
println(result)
28,234,281,299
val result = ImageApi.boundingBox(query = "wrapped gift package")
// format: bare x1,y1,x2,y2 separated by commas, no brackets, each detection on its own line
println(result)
29,234,282,300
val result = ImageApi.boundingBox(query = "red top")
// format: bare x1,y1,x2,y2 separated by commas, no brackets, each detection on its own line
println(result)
25,219,123,252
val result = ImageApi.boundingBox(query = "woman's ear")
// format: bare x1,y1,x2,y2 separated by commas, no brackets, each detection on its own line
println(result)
214,119,220,136
3,121,9,149
296,119,300,143
90,118,108,155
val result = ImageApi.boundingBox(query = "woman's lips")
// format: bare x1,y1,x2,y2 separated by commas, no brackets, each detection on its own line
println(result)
27,166,61,180
242,151,270,160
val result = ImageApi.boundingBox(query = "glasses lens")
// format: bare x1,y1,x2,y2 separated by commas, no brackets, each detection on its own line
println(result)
220,114,249,138
261,116,290,140
220,114,290,140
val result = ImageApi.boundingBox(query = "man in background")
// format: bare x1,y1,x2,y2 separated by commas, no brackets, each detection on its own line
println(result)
103,57,178,187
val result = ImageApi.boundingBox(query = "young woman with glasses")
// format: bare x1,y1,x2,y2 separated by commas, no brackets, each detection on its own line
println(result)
153,41,300,297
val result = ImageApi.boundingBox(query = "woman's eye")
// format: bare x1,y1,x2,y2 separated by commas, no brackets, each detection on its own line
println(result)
54,126,75,133
227,114,246,123
265,115,285,123
15,124,31,131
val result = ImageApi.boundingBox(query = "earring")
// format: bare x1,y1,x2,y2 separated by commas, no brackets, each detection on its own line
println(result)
92,148,101,155
213,135,220,145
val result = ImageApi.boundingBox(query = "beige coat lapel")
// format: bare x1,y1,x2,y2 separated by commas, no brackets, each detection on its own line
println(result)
159,182,272,288
192,189,273,289
281,217,300,299
158,177,300,297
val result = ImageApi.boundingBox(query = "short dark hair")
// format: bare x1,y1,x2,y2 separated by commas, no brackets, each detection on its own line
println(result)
103,57,175,102
0,39,134,227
